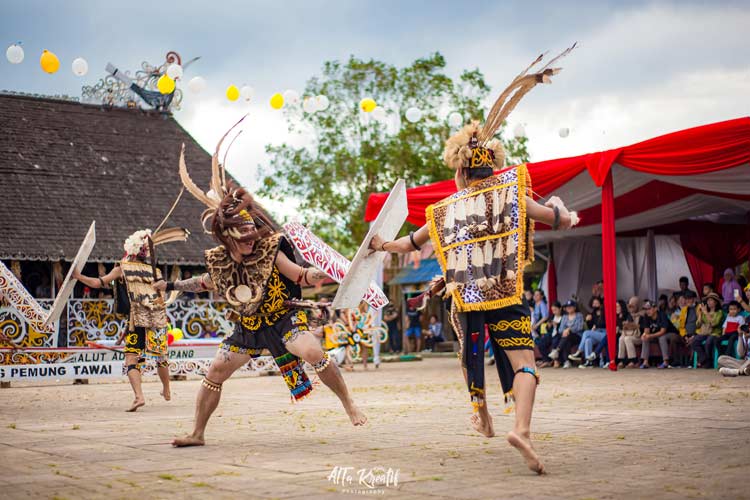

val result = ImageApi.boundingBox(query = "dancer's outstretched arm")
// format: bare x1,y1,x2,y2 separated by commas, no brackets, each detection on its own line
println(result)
73,266,123,289
275,250,329,286
369,225,430,255
153,273,215,294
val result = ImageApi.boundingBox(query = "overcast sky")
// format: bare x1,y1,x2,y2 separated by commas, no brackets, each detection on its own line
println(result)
2,0,748,216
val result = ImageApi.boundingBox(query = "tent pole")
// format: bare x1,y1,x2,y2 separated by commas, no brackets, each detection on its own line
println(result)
601,170,618,371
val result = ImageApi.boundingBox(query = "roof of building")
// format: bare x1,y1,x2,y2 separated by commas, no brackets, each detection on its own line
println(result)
0,93,272,265
388,258,442,286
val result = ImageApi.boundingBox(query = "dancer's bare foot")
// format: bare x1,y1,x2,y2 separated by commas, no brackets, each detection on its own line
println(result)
160,388,171,401
507,430,545,475
172,434,205,447
470,412,495,438
345,403,367,426
126,398,145,412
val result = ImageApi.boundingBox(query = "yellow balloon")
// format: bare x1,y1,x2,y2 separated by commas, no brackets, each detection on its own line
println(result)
226,85,240,101
171,328,184,341
157,74,175,94
39,50,60,74
360,97,376,113
270,92,284,109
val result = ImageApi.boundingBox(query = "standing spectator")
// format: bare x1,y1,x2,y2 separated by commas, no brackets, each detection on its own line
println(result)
424,314,444,351
537,301,562,368
383,305,402,354
549,300,584,369
693,292,724,368
531,289,549,337
617,296,643,368
405,304,422,353
675,276,694,298
569,297,606,368
718,324,750,376
721,268,742,305
719,301,745,356
639,299,681,369
702,282,715,299
736,276,748,304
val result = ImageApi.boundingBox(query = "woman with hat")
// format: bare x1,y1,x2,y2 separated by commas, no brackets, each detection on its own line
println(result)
693,292,724,368
548,299,584,369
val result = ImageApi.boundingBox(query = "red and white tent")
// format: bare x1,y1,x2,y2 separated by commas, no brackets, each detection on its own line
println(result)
366,117,750,370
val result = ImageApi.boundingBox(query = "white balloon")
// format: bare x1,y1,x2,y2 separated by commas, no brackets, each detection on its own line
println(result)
71,57,88,76
6,44,24,64
314,94,330,111
302,97,317,113
240,85,255,101
559,127,570,138
187,76,207,93
283,89,300,105
405,107,422,123
513,123,526,139
166,63,183,80
447,112,463,128
371,106,386,121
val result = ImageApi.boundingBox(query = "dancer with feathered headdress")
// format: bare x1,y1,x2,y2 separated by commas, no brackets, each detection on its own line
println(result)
160,118,367,448
369,45,580,474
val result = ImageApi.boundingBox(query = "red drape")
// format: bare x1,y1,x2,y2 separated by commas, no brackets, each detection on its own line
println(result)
365,117,750,224
680,225,750,291
601,171,618,371
547,246,557,305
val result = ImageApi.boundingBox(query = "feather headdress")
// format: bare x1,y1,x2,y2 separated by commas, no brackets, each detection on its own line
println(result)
178,115,275,261
443,43,577,171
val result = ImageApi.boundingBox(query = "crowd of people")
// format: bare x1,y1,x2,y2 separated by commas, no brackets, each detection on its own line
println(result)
528,272,750,376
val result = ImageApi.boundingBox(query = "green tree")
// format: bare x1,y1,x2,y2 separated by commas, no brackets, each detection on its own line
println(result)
260,53,529,256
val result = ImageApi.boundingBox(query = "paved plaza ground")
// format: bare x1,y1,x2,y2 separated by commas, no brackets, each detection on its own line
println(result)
1,357,749,499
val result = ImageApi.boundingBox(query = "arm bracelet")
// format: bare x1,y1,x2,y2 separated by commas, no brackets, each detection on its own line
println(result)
409,231,421,251
552,206,561,231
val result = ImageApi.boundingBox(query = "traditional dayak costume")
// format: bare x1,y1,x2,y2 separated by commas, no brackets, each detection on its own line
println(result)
426,47,575,412
117,223,190,373
175,121,318,401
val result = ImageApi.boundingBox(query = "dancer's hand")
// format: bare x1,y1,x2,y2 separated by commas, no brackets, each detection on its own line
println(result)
369,234,386,254
72,269,83,280
545,197,573,230
153,280,167,292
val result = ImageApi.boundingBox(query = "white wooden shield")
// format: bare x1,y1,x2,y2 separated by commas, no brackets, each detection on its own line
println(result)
44,221,96,326
332,179,408,310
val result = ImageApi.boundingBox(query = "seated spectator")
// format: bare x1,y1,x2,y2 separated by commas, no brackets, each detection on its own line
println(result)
536,301,562,368
719,301,745,356
405,305,423,353
424,314,444,352
549,300,584,369
524,290,534,315
721,269,742,305
737,282,750,316
593,299,633,367
692,292,724,368
718,324,750,376
657,294,669,315
618,296,642,368
569,297,607,368
531,289,549,336
640,299,682,369
667,294,679,316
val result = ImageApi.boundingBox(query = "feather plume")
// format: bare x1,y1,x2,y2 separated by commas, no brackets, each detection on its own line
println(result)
179,144,217,209
151,227,190,246
443,202,455,243
211,115,247,198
